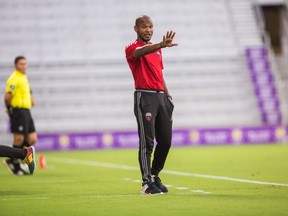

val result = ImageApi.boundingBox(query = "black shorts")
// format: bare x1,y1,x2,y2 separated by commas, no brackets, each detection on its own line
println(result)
10,108,36,134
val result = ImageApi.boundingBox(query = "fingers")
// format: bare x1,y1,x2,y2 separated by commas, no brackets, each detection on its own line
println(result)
165,31,176,39
171,31,176,40
162,30,177,48
163,31,176,43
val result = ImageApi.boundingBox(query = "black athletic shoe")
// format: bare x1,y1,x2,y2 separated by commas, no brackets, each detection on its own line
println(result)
3,159,29,176
3,159,16,174
141,182,163,195
152,176,168,193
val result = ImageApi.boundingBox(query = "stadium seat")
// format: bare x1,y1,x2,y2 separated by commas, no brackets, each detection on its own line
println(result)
0,0,279,137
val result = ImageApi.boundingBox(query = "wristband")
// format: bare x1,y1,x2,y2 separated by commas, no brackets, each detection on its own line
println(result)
160,42,165,48
7,106,13,116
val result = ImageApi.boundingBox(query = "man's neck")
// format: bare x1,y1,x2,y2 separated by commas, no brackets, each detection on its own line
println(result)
15,70,26,74
137,38,150,44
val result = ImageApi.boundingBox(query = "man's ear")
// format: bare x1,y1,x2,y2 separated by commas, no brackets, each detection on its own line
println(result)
134,26,138,33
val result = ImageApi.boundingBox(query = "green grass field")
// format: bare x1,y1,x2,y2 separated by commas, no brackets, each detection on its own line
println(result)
1,144,288,216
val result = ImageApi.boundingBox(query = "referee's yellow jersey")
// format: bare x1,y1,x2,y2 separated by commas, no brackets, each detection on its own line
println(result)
5,70,32,109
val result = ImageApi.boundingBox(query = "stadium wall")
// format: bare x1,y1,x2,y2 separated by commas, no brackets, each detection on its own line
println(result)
1,0,287,149
36,125,288,151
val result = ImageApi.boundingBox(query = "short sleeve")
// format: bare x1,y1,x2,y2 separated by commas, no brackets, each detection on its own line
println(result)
6,77,16,94
125,43,137,61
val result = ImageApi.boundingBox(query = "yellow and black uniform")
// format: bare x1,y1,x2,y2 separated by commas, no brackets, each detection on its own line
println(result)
5,70,36,134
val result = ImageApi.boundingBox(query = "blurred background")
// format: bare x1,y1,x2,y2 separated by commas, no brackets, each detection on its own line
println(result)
0,0,287,149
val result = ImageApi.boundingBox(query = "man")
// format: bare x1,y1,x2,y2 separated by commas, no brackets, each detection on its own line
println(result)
0,145,36,174
125,15,177,195
3,56,37,175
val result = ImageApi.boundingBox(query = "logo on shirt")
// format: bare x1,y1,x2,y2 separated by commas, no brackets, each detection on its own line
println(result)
10,84,15,90
156,51,161,58
145,112,152,122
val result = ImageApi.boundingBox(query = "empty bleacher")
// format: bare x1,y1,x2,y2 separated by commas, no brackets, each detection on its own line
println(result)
0,0,271,137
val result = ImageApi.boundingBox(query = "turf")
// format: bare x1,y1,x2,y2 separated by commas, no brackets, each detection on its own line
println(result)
0,143,288,216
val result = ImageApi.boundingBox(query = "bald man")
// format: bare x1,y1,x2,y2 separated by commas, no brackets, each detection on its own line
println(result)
125,15,178,195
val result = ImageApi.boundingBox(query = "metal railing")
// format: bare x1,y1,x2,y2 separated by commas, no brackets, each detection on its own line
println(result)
253,1,288,126
281,3,288,80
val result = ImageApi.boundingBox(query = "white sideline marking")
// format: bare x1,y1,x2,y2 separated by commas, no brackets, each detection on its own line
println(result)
49,157,288,187
162,169,288,187
191,189,205,193
191,190,212,195
175,187,189,190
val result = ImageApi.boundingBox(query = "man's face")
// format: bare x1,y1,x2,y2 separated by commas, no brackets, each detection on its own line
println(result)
134,18,153,43
15,59,27,73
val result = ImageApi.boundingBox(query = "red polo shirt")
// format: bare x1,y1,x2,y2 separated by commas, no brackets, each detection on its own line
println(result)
125,39,164,91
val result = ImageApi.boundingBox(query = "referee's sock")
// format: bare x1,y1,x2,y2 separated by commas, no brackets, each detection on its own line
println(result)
22,140,30,148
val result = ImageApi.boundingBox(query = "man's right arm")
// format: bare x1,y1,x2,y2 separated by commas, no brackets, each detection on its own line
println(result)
133,43,163,59
4,92,12,108
133,31,178,59
4,92,13,116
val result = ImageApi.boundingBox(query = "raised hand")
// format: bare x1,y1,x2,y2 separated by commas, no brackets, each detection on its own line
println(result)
160,31,178,48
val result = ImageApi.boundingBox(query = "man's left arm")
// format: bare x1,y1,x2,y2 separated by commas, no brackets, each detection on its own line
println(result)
30,90,36,106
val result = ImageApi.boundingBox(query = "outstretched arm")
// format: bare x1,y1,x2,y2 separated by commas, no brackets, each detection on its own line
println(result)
133,31,178,59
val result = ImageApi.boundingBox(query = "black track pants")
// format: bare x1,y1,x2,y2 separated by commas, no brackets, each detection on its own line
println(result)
134,91,174,184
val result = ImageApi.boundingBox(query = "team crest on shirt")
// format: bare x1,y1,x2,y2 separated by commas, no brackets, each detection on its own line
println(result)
156,51,161,58
10,84,15,90
145,112,152,121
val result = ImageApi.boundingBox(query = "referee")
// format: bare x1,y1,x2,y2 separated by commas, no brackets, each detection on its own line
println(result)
3,56,37,175
125,15,177,195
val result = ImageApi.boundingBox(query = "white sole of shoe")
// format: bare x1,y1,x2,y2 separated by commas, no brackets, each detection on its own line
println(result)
3,159,15,175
